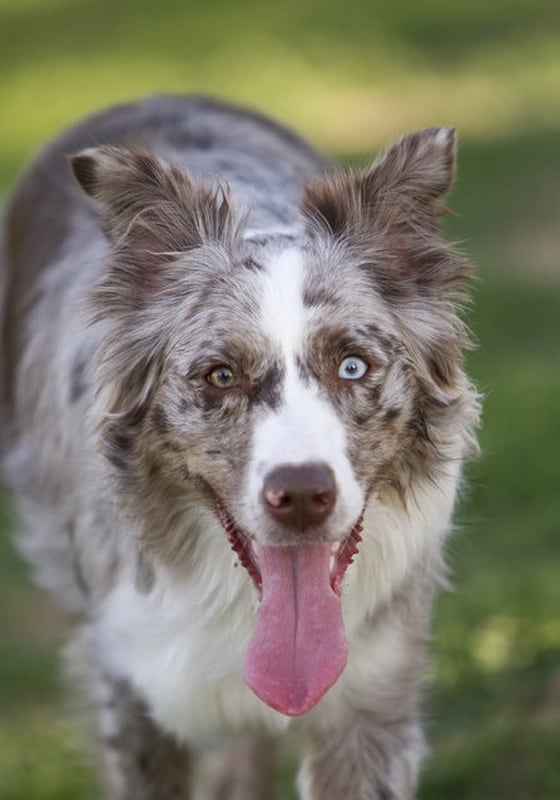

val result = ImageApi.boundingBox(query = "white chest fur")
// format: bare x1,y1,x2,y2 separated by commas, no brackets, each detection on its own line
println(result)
94,539,292,744
93,469,458,745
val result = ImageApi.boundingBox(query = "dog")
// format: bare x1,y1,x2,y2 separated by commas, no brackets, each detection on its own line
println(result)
0,94,479,799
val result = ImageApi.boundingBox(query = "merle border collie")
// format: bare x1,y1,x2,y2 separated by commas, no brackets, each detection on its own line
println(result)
0,95,479,799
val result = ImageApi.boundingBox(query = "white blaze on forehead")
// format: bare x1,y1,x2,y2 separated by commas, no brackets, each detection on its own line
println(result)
260,247,306,352
239,247,364,540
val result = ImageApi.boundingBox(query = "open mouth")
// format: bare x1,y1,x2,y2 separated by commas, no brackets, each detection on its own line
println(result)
216,501,363,717
217,503,363,596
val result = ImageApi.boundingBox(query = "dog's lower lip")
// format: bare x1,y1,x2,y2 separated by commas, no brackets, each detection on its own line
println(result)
216,501,363,595
216,501,262,591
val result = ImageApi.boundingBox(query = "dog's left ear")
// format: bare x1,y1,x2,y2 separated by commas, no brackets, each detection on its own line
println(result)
301,127,456,236
70,145,237,255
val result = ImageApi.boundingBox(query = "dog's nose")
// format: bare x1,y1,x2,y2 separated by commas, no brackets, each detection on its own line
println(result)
262,462,336,531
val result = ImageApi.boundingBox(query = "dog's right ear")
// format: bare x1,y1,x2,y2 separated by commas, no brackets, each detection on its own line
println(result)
301,127,456,237
69,145,238,256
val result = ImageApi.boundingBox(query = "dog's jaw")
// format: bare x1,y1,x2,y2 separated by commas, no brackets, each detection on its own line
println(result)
217,502,263,592
216,501,363,597
216,500,363,716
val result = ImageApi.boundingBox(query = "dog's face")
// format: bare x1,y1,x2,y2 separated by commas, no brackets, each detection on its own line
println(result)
72,128,476,715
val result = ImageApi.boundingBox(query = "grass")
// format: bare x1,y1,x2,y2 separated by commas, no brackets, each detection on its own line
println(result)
1,0,559,184
419,277,560,799
1,0,559,797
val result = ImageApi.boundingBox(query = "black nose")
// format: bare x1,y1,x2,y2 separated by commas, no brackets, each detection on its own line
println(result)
262,462,336,531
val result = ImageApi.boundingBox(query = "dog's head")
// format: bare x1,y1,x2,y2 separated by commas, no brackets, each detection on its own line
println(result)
71,128,478,716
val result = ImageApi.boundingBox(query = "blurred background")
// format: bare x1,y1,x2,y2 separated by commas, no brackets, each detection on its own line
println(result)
0,0,558,797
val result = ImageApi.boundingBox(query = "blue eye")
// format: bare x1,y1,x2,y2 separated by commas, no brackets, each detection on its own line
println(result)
338,356,368,380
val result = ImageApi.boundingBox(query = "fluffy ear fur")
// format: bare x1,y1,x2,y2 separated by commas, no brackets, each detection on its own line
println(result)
301,127,456,236
69,147,241,464
70,145,239,264
302,128,473,397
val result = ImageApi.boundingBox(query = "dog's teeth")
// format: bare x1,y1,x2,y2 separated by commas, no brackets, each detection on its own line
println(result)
252,542,259,558
329,541,341,574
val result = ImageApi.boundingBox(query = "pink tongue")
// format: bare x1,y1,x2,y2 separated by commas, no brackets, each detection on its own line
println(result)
243,543,347,716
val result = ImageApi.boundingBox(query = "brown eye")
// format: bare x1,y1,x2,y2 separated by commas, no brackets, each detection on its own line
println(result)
207,365,237,389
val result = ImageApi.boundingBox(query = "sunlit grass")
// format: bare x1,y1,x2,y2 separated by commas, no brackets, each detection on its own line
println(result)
0,711,97,800
1,0,559,188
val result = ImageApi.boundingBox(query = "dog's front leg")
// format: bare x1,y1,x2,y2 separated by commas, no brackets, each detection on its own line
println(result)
92,670,191,799
297,714,425,800
211,736,277,800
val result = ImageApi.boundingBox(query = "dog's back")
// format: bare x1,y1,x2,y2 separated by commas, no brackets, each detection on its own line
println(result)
1,95,479,799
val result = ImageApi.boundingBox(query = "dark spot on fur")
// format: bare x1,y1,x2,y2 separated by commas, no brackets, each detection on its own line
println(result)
423,387,454,412
161,438,183,453
295,356,311,384
151,404,170,433
377,784,395,800
372,263,417,303
242,256,263,271
253,362,285,409
247,232,300,247
357,322,381,338
191,130,213,150
190,390,208,412
382,406,402,423
197,386,237,413
169,125,213,151
428,354,452,387
303,285,337,308
146,459,161,481
106,386,155,436
354,410,376,426
69,354,88,403
105,431,134,470
102,734,121,750
138,752,150,772
363,326,404,358
369,386,380,403
244,235,269,247
408,410,430,442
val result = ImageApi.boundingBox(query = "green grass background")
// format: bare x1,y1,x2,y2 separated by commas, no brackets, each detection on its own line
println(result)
0,0,559,797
